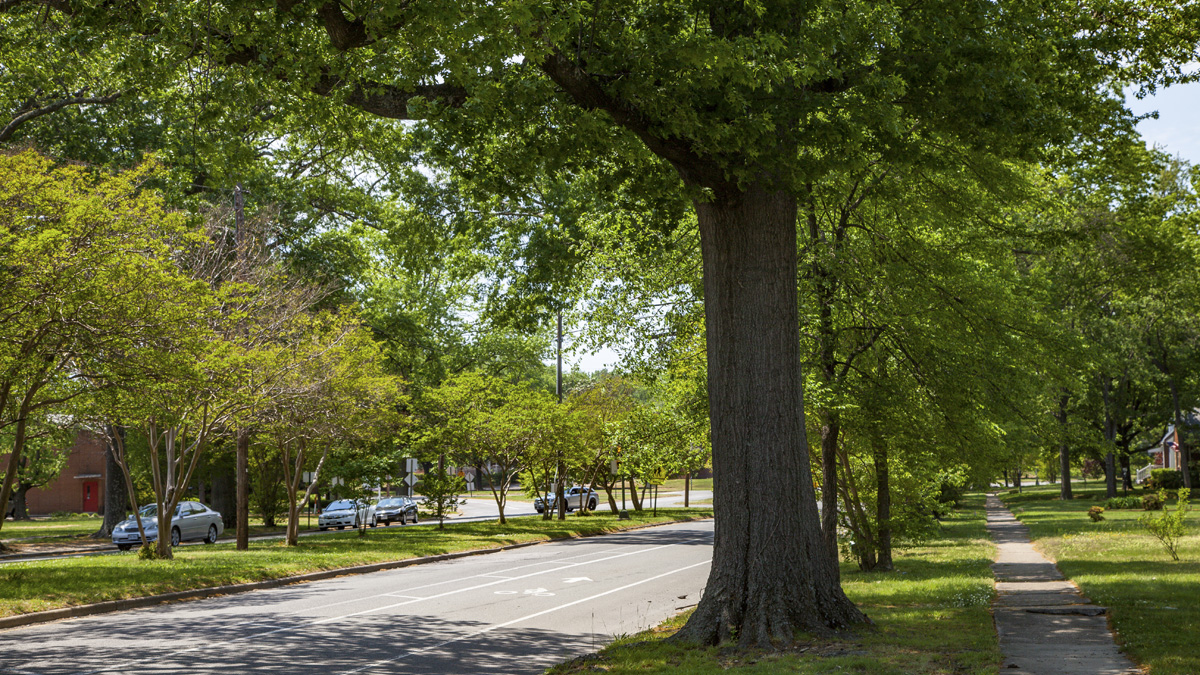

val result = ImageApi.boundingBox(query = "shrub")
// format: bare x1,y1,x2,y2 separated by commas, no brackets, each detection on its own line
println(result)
1104,496,1142,510
1088,506,1105,522
935,468,968,508
1142,493,1164,511
1149,469,1184,490
1139,489,1191,561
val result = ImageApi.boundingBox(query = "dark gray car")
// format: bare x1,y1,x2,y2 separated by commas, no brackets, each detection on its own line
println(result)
374,496,418,525
111,502,224,550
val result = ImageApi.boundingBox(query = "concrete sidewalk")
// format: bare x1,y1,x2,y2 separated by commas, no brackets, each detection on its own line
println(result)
985,494,1138,675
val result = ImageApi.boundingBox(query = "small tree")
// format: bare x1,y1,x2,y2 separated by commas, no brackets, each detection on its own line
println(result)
1140,489,1191,561
419,465,465,530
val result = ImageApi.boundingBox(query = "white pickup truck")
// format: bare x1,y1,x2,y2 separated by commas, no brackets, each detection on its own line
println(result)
534,486,599,513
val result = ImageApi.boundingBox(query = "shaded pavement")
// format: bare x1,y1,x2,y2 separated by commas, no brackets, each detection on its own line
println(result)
985,494,1137,675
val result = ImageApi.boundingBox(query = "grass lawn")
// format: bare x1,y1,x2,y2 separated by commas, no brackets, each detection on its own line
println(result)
999,484,1200,675
1,516,106,540
655,478,714,493
0,509,712,618
548,495,999,675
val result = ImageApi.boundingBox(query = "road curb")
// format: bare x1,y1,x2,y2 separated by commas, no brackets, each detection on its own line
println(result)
0,514,712,632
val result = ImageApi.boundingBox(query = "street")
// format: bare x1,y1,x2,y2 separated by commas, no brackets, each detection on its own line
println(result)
0,492,714,566
0,519,713,675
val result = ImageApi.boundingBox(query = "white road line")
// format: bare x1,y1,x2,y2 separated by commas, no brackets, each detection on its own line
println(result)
69,532,711,675
309,539,703,624
277,544,623,617
339,558,714,674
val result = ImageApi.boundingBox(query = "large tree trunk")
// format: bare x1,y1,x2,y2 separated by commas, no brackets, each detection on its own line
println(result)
674,186,864,649
236,429,250,550
98,425,129,537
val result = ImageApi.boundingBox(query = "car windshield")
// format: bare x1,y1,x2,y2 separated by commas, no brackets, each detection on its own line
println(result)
378,498,401,507
136,504,175,518
325,500,355,511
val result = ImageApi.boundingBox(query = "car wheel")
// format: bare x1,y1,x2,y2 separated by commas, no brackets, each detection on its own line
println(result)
588,499,597,511
118,544,132,551
319,526,328,531
370,516,377,528
170,527,181,547
337,525,344,530
411,511,418,524
204,525,218,544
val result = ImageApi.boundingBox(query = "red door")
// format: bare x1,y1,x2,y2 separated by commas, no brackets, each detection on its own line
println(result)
82,481,99,513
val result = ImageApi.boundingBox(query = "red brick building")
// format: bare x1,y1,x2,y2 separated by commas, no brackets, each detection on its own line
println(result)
23,431,107,516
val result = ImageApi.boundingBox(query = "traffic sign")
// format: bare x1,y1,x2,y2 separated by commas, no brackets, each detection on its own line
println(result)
403,474,418,487
609,459,619,475
649,467,667,486
463,468,476,481
405,458,419,473
465,481,475,491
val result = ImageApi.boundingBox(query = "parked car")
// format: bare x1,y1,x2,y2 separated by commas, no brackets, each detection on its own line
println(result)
374,496,419,525
111,502,224,550
318,499,377,530
534,486,599,513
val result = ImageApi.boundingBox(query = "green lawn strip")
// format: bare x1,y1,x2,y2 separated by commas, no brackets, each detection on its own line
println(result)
654,478,714,493
0,509,712,618
1,516,107,541
999,485,1200,675
547,496,998,675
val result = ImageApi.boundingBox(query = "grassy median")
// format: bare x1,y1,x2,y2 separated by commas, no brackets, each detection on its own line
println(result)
1000,484,1200,675
548,496,999,675
0,509,712,618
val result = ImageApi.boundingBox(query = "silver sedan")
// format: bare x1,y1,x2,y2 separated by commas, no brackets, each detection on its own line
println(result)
111,502,224,550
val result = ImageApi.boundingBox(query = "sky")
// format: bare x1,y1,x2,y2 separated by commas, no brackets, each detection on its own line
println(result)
561,80,1200,374
1125,81,1200,166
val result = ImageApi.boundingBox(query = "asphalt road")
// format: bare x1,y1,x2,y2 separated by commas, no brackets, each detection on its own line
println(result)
0,519,714,675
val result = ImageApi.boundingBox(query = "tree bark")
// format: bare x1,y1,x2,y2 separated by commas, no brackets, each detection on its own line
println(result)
1119,452,1133,492
1101,378,1118,498
673,186,864,649
236,429,250,550
873,440,893,571
1056,393,1072,500
819,414,840,574
1104,451,1117,498
98,424,129,537
13,483,29,520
